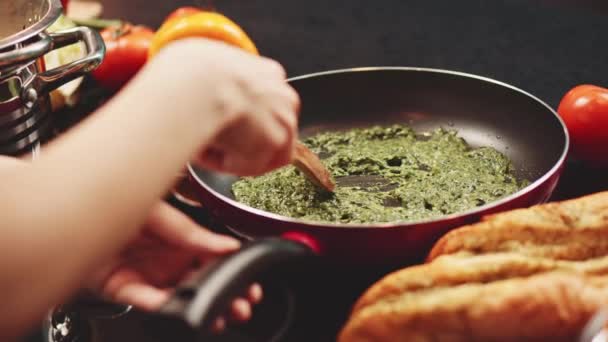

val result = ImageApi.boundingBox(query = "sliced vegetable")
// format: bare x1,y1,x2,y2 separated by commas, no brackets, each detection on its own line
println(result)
557,84,608,167
66,1,103,20
45,14,85,110
91,23,155,91
70,17,123,30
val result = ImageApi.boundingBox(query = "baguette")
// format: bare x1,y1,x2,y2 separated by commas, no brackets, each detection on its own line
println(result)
428,191,608,262
339,271,608,342
339,191,608,342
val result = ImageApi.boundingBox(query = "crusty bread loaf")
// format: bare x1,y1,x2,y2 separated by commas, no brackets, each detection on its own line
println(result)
340,270,608,342
352,253,608,314
428,191,608,262
339,191,608,342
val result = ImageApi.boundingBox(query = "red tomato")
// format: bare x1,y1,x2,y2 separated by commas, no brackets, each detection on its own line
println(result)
60,0,69,12
164,7,202,22
91,23,155,91
557,84,608,167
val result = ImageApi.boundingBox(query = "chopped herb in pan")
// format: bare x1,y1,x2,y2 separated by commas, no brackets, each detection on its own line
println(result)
231,124,528,224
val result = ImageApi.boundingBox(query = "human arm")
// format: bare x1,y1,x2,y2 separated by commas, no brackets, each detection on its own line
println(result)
0,38,298,339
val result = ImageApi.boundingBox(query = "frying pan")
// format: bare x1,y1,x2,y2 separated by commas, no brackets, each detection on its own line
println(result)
156,67,569,335
186,67,568,262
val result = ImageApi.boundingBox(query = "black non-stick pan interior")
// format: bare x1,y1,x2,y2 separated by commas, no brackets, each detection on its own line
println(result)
194,68,567,199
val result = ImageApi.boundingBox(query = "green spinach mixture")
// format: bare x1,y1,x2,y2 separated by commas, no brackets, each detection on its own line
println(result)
232,125,528,224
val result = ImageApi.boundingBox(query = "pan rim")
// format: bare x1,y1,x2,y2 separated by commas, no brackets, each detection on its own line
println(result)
188,66,570,229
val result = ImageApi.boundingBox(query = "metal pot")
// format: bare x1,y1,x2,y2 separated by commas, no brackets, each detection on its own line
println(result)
0,0,104,156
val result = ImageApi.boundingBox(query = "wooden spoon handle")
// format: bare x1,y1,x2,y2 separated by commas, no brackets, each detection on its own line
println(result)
292,141,336,192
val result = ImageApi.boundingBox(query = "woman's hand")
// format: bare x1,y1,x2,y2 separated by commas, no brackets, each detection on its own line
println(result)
88,201,262,332
140,38,300,176
0,35,299,339
81,40,298,329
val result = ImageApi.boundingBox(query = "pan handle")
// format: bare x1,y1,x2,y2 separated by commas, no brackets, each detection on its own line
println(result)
157,237,317,335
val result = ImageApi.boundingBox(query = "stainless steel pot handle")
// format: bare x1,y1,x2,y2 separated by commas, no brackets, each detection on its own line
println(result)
0,33,54,68
22,26,105,103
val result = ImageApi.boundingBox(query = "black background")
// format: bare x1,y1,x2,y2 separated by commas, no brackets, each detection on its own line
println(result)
100,0,608,108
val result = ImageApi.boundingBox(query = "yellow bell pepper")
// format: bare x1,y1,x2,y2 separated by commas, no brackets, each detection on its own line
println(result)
148,11,259,58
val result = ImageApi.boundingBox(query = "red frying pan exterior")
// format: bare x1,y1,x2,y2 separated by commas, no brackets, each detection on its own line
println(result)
189,161,564,265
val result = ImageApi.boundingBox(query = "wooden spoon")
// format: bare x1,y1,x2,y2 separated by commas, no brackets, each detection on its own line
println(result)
292,141,336,192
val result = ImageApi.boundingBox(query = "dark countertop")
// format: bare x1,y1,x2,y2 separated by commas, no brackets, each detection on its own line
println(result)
29,1,608,341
